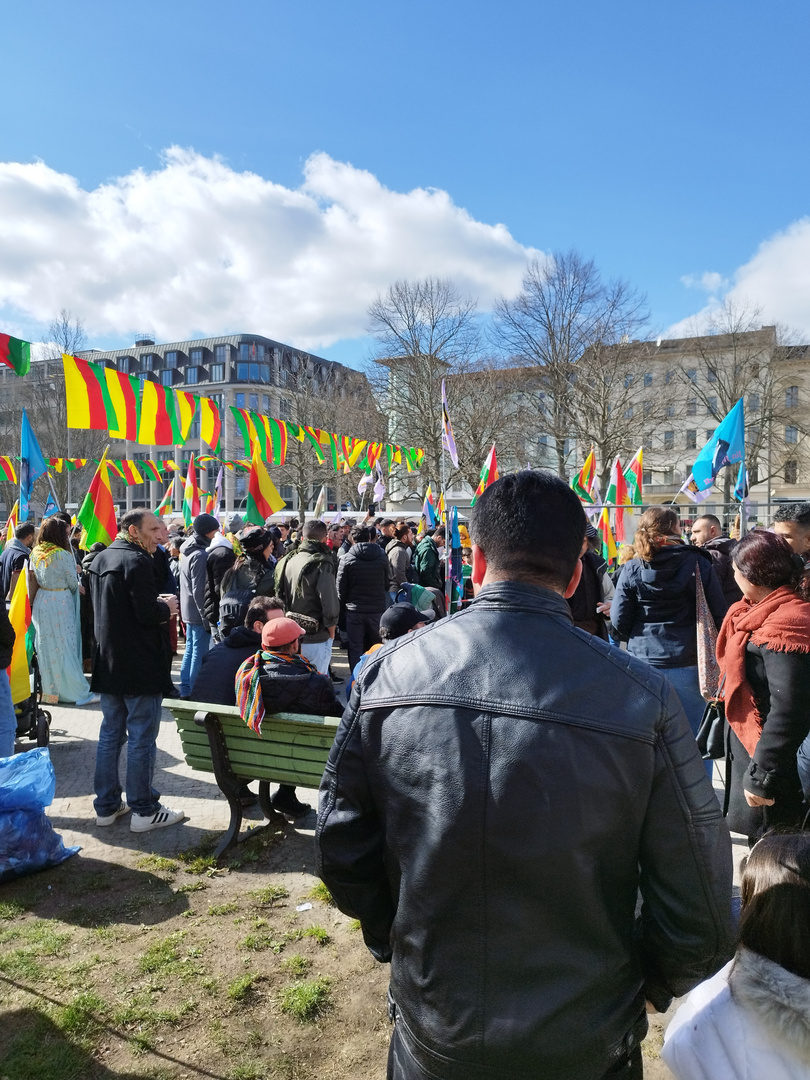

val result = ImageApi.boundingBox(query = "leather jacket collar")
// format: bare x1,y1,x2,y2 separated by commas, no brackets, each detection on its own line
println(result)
471,579,574,622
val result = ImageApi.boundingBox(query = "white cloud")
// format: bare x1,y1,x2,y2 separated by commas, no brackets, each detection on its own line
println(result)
679,270,728,293
670,219,810,339
0,148,542,351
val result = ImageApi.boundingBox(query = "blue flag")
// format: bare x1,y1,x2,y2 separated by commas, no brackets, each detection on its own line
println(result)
734,462,749,503
43,491,59,516
19,409,48,521
689,398,745,496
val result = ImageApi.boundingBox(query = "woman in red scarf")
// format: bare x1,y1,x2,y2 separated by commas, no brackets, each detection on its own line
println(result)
716,529,810,844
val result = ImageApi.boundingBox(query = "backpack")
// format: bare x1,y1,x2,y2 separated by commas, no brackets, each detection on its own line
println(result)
218,588,256,635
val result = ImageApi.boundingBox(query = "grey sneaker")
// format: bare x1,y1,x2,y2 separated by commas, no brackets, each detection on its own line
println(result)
130,805,186,833
96,801,130,826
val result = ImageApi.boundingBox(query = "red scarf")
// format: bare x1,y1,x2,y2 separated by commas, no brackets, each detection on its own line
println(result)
716,585,810,755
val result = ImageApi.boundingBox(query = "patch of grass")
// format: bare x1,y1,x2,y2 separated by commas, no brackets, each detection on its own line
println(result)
48,954,103,991
209,901,238,916
137,930,186,974
0,899,25,919
114,995,196,1028
348,919,361,932
227,1064,267,1080
239,931,287,954
56,990,107,1045
277,976,332,1022
176,880,208,894
180,855,217,875
306,882,334,906
0,1010,91,1080
280,953,310,977
131,1032,154,1055
249,884,289,906
227,972,261,1003
0,949,44,981
14,920,73,956
301,926,330,946
136,854,178,875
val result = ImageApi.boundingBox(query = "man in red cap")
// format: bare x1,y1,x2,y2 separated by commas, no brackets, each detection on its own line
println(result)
235,615,343,820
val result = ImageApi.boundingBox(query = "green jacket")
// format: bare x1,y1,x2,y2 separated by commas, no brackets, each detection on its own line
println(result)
413,536,443,590
275,540,340,643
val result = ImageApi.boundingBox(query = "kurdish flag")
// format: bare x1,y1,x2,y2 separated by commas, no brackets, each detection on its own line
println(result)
200,396,222,453
182,453,200,527
7,566,33,704
0,457,16,484
175,390,199,443
105,367,140,441
116,460,143,486
623,448,643,507
605,456,630,542
571,449,596,504
245,438,285,525
141,459,163,483
597,507,618,564
3,501,18,550
470,444,499,507
77,450,117,550
0,333,31,377
154,478,175,516
138,381,181,446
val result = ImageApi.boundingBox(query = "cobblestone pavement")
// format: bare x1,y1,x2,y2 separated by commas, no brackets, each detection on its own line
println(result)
19,644,352,864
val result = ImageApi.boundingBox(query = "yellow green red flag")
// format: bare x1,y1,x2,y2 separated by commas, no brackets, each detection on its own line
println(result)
7,566,32,704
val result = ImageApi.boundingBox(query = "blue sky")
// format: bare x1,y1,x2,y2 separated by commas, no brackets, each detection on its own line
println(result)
2,0,809,365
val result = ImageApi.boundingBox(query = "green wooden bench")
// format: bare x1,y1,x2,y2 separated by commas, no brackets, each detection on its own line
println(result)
167,701,340,858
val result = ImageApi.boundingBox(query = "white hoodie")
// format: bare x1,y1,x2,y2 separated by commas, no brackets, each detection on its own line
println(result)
663,947,810,1080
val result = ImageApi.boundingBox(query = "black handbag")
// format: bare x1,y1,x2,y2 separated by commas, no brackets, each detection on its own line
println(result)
697,675,726,760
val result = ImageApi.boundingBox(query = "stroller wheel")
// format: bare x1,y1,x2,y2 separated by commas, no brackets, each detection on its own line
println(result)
36,711,50,747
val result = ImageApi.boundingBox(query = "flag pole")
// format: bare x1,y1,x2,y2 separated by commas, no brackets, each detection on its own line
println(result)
46,472,61,514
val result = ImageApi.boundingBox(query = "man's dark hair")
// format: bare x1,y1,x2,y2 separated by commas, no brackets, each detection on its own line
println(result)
120,508,149,533
380,518,395,528
245,596,284,627
695,514,722,531
469,470,586,589
54,511,72,527
774,503,810,528
351,526,373,543
433,526,446,540
302,519,327,541
15,523,35,541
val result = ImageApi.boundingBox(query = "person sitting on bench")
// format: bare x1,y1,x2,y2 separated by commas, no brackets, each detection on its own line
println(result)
235,615,343,820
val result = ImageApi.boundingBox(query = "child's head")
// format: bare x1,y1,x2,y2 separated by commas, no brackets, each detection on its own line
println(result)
739,832,810,979
773,503,810,556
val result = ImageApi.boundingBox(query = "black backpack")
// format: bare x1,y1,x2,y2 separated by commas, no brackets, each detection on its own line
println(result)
218,588,256,636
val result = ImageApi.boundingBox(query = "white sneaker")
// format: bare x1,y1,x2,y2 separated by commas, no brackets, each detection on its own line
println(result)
130,805,186,833
96,801,130,826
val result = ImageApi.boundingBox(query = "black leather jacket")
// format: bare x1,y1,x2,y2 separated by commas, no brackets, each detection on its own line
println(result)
316,581,734,1080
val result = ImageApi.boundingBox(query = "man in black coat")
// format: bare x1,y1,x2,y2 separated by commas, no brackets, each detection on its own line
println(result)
191,596,284,705
0,522,34,600
0,599,16,757
203,531,237,642
690,514,742,605
317,470,734,1080
88,509,185,835
336,525,394,670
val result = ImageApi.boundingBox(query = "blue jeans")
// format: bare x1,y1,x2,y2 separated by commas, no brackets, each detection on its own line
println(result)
180,622,211,697
301,638,333,675
0,669,16,758
797,735,810,800
662,664,714,779
93,693,163,816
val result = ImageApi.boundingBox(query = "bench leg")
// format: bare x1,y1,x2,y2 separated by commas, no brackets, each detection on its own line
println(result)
213,794,243,860
258,781,288,825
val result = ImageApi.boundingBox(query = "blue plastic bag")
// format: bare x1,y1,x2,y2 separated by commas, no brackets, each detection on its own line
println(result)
0,747,56,811
0,748,79,881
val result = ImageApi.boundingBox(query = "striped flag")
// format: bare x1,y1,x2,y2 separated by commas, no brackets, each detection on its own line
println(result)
3,501,19,550
77,450,117,550
441,380,459,468
0,457,16,484
422,485,437,528
623,448,643,508
571,449,596,504
200,396,222,453
470,445,499,507
245,438,285,524
104,367,141,441
207,466,223,518
154,478,175,517
7,566,32,703
597,507,618,564
0,333,31,377
63,354,116,431
182,453,200,527
138,382,181,446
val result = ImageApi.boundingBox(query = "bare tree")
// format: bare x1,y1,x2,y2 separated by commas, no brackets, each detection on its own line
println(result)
492,251,650,482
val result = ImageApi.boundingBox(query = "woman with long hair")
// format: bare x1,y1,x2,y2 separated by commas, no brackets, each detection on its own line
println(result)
30,516,98,705
612,507,727,743
716,529,810,843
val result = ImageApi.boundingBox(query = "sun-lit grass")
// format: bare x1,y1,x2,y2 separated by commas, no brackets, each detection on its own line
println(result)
278,977,331,1022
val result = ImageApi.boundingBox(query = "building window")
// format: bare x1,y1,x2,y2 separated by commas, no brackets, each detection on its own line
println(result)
664,431,674,450
663,467,674,484
686,368,697,384
665,405,675,417
786,385,799,409
277,398,291,420
249,393,258,410
235,393,245,409
749,424,760,444
665,370,674,384
236,476,246,497
240,342,266,362
215,344,229,363
209,364,225,382
687,398,697,416
707,368,717,383
160,369,174,387
642,469,652,485
786,425,799,444
624,374,634,389
281,485,293,504
624,406,634,420
263,395,270,411
190,348,204,365
140,354,153,372
707,396,718,416
185,367,200,385
686,430,697,449
706,428,716,441
643,400,653,418
749,462,759,485
138,372,149,385
165,351,178,369
644,372,653,386
209,393,224,410
748,393,760,412
785,459,799,484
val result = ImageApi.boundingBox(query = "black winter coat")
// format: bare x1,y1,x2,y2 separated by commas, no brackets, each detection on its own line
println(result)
87,538,175,696
316,581,734,1080
191,625,262,705
336,542,392,612
702,536,743,606
203,541,237,625
257,652,343,717
611,544,728,667
0,601,15,669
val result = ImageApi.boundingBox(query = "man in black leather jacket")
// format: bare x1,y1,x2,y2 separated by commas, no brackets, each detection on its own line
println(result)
316,470,734,1080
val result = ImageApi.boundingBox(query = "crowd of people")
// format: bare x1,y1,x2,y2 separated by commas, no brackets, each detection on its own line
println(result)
4,481,810,1077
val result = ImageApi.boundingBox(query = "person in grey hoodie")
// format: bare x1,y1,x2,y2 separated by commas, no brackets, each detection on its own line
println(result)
179,513,220,697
